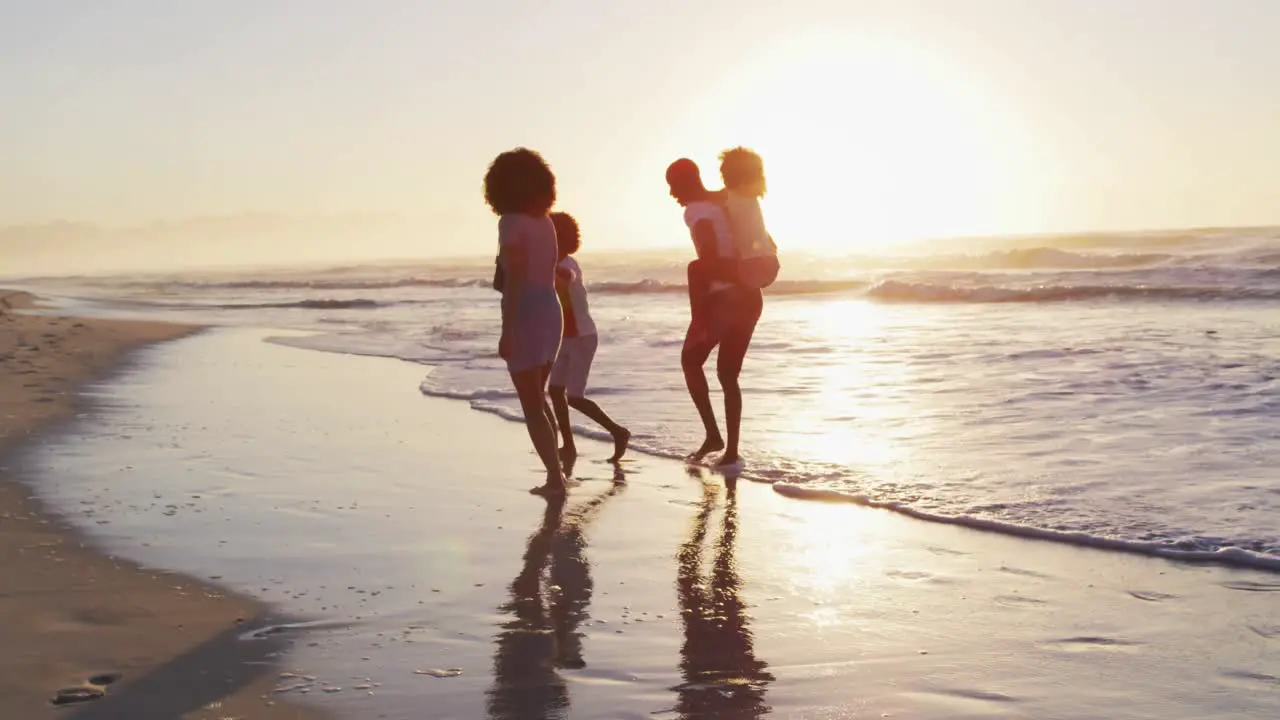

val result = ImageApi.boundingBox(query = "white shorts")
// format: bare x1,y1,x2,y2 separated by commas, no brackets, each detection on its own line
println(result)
549,333,598,398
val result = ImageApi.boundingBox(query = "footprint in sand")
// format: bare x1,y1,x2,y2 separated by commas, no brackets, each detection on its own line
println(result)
994,594,1049,609
1127,590,1180,602
414,668,463,678
1044,636,1142,653
1221,580,1280,593
50,687,104,706
918,686,1021,710
997,566,1051,579
239,618,353,640
1248,624,1280,640
1220,669,1280,688
932,688,1018,703
88,673,122,686
886,569,935,582
49,672,121,706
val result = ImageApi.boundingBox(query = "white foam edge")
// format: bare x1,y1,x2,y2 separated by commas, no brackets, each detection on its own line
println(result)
771,482,1280,572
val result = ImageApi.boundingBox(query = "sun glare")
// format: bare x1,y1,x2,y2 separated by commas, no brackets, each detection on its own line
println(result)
682,31,1022,254
766,300,916,471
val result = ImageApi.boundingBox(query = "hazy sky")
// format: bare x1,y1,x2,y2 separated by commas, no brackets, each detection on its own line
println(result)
3,0,1279,260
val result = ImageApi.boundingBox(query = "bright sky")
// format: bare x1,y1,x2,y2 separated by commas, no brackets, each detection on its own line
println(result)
3,0,1279,262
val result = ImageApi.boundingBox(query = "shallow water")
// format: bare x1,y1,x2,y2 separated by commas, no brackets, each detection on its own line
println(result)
13,231,1280,565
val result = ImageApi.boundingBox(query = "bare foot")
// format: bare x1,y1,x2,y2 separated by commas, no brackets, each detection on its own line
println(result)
716,452,741,467
529,482,568,497
608,427,631,463
529,474,568,496
715,453,743,477
687,436,725,461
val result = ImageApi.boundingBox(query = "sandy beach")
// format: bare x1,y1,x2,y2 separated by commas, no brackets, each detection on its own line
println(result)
9,2,1280,716
0,291,324,719
9,317,1276,719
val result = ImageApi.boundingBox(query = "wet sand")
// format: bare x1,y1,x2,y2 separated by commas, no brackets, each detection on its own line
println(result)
0,291,324,719
18,324,1279,720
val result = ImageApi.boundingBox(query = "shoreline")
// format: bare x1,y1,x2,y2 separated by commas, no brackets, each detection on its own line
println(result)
0,290,325,719
12,320,1278,719
418,382,1280,574
771,482,1280,572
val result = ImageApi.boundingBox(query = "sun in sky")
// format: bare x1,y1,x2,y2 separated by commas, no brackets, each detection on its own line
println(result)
7,2,1280,269
673,29,1040,254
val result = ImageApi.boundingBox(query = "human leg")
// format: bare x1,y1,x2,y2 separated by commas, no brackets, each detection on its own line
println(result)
550,384,577,459
714,290,763,466
567,396,631,462
511,362,567,494
682,328,723,460
548,343,576,458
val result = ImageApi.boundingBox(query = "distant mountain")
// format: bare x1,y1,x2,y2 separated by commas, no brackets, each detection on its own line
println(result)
0,221,106,244
0,212,477,276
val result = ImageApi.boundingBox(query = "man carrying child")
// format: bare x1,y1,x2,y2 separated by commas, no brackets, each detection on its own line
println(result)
665,147,777,469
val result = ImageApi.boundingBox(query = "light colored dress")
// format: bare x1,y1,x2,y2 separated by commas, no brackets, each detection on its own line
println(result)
498,213,563,373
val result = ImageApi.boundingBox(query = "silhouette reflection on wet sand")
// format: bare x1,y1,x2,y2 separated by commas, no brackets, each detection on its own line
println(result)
487,469,625,719
674,475,774,718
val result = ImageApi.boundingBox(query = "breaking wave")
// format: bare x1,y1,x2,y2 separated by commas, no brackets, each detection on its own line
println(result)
213,298,388,310
865,281,1280,304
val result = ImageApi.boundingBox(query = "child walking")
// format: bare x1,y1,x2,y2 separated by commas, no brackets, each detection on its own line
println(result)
548,212,631,464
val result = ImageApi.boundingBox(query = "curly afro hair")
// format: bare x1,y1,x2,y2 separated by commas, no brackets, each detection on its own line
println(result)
718,146,766,197
483,148,556,216
550,211,581,256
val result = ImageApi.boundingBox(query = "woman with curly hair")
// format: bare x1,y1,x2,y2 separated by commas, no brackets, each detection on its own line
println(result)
485,148,567,495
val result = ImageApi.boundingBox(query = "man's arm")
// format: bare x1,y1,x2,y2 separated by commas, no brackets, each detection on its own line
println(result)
691,219,739,283
691,219,721,261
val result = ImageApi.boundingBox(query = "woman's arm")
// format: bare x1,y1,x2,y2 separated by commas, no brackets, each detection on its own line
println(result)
498,219,525,354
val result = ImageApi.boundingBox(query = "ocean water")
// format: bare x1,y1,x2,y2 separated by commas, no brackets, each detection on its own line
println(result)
12,227,1280,567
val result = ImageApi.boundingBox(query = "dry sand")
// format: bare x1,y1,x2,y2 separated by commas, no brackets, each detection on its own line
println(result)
0,291,324,719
